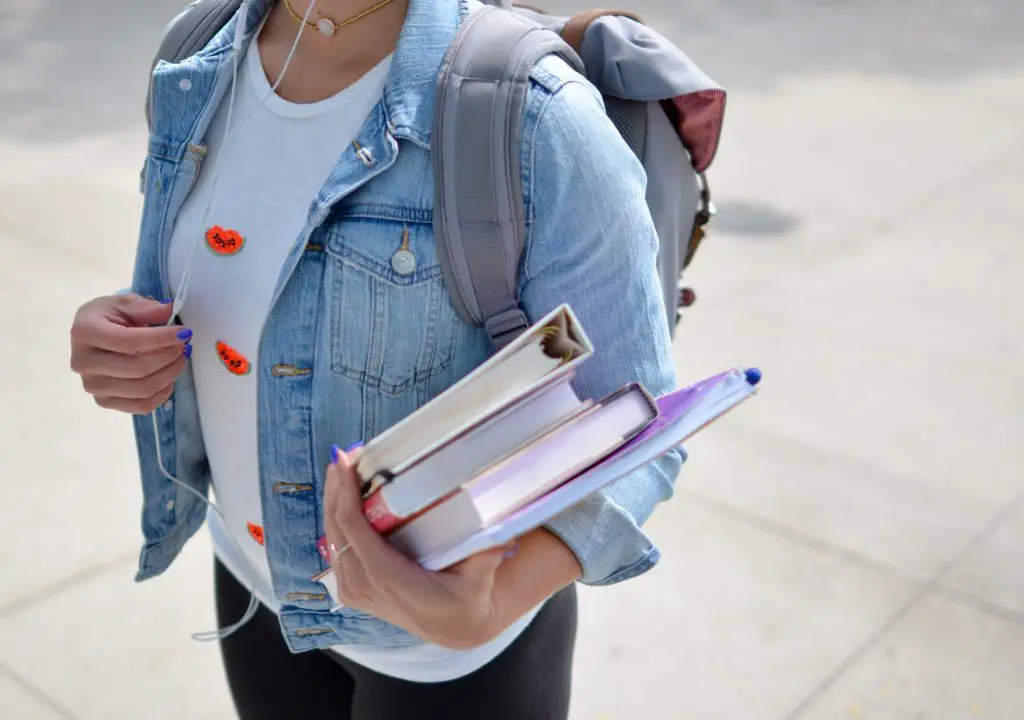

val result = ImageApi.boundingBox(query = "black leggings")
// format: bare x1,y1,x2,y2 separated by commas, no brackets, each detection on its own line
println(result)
215,560,578,720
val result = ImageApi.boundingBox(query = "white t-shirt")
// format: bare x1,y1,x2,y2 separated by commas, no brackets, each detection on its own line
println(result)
167,38,537,683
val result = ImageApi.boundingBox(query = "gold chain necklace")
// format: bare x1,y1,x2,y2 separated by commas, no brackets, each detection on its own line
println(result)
282,0,397,37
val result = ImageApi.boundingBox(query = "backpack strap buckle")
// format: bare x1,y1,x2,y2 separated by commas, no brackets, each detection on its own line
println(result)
484,307,531,349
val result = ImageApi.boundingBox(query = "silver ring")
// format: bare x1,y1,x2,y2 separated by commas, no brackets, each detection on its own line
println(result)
330,543,350,562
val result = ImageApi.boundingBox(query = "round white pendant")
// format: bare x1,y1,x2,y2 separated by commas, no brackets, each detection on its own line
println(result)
316,18,337,37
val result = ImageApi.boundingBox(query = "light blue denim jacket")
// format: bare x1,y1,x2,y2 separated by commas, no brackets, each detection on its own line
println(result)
131,0,684,652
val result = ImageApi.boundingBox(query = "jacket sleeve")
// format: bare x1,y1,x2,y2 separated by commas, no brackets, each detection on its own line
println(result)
517,65,685,585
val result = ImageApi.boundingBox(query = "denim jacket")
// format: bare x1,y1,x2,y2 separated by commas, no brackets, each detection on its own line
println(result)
131,0,684,652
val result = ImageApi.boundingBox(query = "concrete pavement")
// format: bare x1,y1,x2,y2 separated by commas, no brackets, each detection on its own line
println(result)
1,0,1022,718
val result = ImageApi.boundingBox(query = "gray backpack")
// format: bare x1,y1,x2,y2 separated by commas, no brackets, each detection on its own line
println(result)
148,0,726,348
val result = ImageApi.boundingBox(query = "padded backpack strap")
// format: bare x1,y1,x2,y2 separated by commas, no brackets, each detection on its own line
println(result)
145,0,243,131
432,6,584,349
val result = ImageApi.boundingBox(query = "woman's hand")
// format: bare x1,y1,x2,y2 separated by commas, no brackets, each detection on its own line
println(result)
323,447,514,650
70,294,192,414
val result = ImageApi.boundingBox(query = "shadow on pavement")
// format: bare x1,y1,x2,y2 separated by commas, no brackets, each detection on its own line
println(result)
711,201,798,238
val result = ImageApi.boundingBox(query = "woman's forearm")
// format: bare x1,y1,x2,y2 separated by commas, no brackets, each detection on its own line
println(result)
491,528,582,634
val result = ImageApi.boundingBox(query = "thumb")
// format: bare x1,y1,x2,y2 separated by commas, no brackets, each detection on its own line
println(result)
112,294,175,328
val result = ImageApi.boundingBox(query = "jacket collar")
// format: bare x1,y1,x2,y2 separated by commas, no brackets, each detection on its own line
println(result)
383,0,468,148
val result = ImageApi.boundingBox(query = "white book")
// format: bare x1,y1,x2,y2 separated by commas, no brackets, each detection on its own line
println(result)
355,305,592,486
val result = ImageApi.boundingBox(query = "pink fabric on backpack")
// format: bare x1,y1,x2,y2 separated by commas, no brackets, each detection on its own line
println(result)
670,90,726,173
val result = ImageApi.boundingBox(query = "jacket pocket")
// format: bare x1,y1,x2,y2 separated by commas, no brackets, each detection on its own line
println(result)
324,216,461,397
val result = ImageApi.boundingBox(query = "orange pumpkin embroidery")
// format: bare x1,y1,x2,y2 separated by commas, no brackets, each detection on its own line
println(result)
206,225,245,255
247,522,265,546
216,340,251,376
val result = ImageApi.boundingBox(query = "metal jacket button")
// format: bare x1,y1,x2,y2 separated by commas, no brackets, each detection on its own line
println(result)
391,228,416,275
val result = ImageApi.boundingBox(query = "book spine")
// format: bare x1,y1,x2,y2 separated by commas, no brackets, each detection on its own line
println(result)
362,491,404,533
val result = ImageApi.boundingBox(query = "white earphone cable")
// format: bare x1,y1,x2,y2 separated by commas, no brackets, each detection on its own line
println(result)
171,0,314,318
150,0,320,642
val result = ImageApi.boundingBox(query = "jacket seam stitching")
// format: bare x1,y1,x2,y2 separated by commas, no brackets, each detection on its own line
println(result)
521,77,590,286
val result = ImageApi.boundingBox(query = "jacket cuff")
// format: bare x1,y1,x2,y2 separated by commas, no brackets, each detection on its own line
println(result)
543,492,661,586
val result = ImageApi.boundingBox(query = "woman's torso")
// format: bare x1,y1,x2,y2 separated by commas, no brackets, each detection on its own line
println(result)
163,27,540,679
132,0,544,655
130,0,681,660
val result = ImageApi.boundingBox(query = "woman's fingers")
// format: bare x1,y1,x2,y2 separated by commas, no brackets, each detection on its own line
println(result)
89,323,188,355
323,454,384,608
94,382,176,415
326,448,405,578
322,446,430,609
82,352,187,399
331,547,372,607
323,466,348,556
70,295,192,417
79,342,186,380
70,294,184,355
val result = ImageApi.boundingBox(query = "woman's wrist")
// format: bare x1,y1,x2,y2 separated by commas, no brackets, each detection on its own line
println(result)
486,528,582,640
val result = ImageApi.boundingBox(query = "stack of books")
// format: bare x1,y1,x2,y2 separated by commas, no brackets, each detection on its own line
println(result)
319,304,760,587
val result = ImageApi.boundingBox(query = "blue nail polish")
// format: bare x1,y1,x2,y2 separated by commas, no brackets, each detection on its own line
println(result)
183,343,193,359
345,441,364,453
161,298,175,305
177,328,193,342
330,445,341,465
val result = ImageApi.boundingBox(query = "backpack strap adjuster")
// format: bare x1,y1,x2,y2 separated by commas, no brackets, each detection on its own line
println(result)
484,307,531,349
